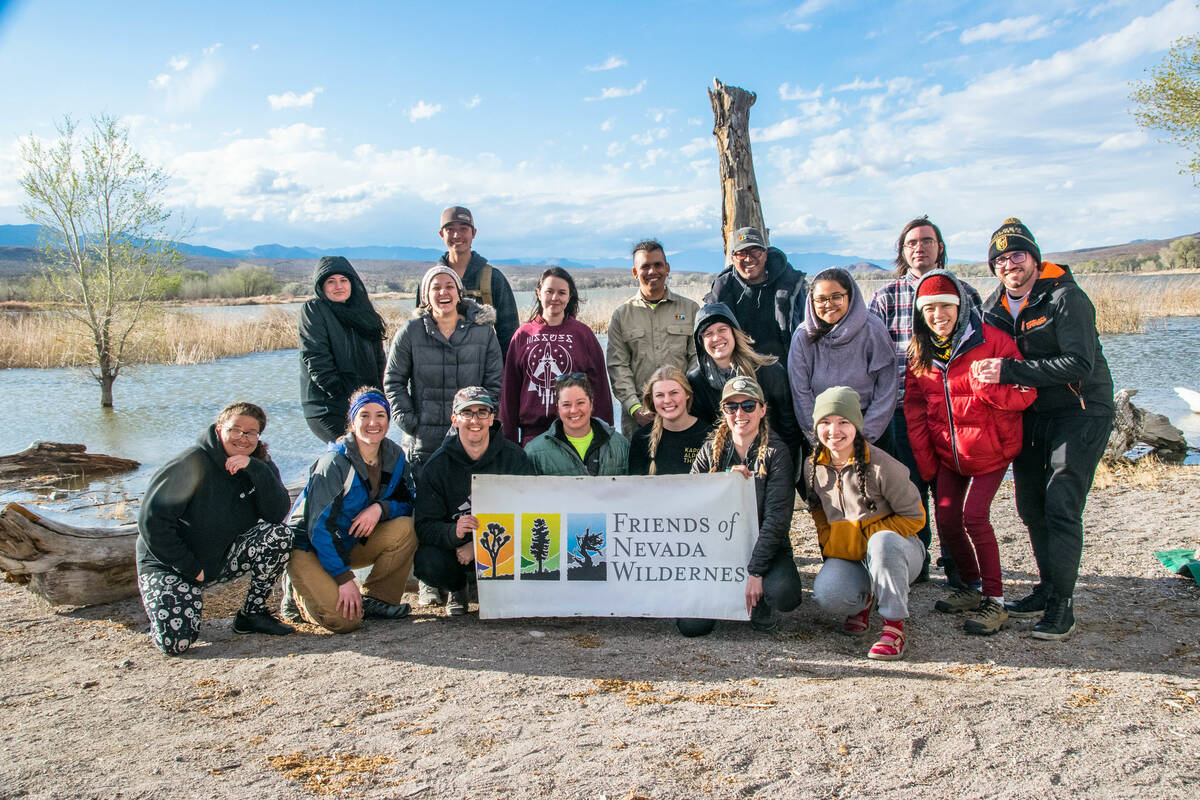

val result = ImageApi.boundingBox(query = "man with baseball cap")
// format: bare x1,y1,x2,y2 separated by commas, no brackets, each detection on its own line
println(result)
432,205,519,358
413,386,532,616
703,226,807,363
975,218,1114,642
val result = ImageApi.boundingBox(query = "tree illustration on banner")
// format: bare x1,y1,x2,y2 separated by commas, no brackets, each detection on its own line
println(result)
480,522,510,579
567,512,607,581
520,512,560,580
529,518,551,573
578,527,603,568
474,513,515,580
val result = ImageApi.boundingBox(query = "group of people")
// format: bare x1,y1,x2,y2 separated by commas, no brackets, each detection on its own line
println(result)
135,207,1114,663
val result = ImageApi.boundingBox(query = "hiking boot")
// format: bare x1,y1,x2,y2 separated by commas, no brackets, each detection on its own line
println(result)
963,598,1009,636
1005,583,1053,620
361,596,412,620
445,590,469,616
934,587,983,614
1032,595,1076,641
938,556,966,590
418,581,445,606
232,610,294,636
749,599,780,633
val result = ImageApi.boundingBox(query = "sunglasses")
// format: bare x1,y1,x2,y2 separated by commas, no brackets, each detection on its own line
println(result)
722,400,761,414
555,372,587,384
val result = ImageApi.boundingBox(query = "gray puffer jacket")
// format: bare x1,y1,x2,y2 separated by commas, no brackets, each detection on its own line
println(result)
384,300,502,463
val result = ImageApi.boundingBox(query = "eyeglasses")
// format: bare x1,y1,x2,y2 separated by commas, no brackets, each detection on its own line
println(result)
992,251,1031,269
222,425,260,441
732,247,765,259
555,372,587,384
722,400,761,414
457,408,494,420
904,237,937,250
812,292,848,306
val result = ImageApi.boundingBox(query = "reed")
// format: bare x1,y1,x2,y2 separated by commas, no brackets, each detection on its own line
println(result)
1085,277,1200,334
1093,457,1190,490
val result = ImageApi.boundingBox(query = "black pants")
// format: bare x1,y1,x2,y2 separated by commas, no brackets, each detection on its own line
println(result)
1012,412,1112,599
414,543,475,592
885,404,934,558
306,413,344,444
676,549,804,637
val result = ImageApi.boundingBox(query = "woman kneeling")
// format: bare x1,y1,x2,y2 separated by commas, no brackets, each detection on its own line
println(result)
136,401,294,655
804,387,926,660
288,388,418,633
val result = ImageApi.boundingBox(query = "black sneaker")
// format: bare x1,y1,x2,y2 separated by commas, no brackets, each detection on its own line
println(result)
1032,595,1076,641
749,600,779,633
1005,584,1053,620
361,596,412,620
232,610,294,636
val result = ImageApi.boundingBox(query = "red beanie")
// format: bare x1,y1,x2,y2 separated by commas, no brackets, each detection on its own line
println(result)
915,274,960,310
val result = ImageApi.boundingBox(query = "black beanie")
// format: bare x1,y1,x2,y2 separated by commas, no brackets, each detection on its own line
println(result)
988,218,1041,273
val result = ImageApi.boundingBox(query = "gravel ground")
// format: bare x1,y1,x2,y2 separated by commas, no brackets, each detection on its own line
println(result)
1,469,1198,799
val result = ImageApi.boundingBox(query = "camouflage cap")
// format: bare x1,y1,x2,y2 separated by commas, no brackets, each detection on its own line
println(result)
452,386,495,414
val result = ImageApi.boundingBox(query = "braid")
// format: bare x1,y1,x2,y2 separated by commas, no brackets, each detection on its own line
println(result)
852,434,877,513
708,419,731,473
647,414,665,476
754,416,771,478
806,443,823,506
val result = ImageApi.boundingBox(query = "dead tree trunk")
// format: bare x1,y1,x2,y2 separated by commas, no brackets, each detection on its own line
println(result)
709,78,766,255
0,441,139,489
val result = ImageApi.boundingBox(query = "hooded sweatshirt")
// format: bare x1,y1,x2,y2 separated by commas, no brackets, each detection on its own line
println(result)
298,256,387,421
787,269,898,444
702,247,807,362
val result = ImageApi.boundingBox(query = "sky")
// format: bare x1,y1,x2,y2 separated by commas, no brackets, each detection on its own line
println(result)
0,0,1196,265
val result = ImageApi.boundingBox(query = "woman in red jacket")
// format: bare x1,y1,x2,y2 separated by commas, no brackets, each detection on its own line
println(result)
904,271,1036,636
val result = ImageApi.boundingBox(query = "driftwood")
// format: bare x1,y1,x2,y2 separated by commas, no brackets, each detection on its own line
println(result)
1105,389,1190,463
0,441,139,489
708,78,766,253
0,502,138,606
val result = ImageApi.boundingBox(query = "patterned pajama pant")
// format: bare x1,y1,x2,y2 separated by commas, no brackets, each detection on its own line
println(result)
137,521,292,655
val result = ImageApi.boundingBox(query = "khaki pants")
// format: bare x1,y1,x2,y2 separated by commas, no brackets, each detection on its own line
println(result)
287,516,417,634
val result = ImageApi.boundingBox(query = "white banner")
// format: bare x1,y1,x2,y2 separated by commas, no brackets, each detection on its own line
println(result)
470,473,759,620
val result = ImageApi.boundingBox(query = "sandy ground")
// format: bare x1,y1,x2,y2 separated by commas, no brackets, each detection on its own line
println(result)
2,469,1198,800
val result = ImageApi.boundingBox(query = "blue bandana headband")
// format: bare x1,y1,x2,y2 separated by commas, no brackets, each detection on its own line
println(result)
349,391,390,420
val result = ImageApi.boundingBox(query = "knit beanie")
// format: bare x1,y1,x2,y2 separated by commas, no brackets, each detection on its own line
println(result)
915,273,960,310
419,265,465,308
812,386,864,432
988,218,1041,272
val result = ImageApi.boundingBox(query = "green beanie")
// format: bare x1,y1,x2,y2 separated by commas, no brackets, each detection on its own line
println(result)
812,386,864,432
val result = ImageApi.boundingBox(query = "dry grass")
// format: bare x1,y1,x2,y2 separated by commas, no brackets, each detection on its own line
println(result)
1093,456,1193,490
1086,276,1200,334
578,283,708,333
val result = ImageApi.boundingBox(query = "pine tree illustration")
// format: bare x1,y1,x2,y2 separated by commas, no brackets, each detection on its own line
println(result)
529,517,551,573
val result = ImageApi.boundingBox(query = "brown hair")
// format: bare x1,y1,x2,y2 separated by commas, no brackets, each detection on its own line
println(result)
906,302,956,376
893,216,947,278
639,365,693,476
216,401,268,459
528,266,581,322
706,411,771,479
806,433,877,513
555,372,594,402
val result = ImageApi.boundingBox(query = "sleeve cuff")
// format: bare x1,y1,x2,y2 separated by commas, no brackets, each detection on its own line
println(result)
334,571,355,585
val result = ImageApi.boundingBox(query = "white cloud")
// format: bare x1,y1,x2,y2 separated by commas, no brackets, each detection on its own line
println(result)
600,118,614,132
585,55,626,72
921,22,957,43
834,77,884,92
465,95,481,109
168,55,189,71
960,16,1052,44
149,74,170,90
203,43,222,56
148,50,224,111
1098,130,1149,151
267,87,324,111
783,0,832,32
251,43,259,51
679,137,711,157
780,83,822,101
586,79,646,101
408,100,442,121
605,142,625,158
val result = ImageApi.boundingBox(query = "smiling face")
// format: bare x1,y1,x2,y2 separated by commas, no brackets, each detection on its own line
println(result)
350,403,389,447
731,246,768,284
651,379,689,423
722,394,765,439
993,250,1039,295
439,220,475,255
816,414,857,461
217,414,261,458
428,274,461,318
811,279,851,325
701,321,736,366
322,273,352,303
632,248,669,301
922,301,958,339
557,385,594,438
537,276,571,323
452,403,493,449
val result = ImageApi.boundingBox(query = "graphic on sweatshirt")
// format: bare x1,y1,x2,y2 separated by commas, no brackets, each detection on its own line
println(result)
524,338,575,417
520,512,561,580
567,513,607,581
475,514,515,580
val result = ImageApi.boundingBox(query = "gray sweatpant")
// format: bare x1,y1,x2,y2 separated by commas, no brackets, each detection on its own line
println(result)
812,530,924,621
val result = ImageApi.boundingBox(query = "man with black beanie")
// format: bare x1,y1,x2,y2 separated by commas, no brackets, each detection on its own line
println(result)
974,218,1114,642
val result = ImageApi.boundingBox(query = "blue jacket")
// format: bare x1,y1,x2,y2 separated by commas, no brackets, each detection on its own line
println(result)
290,435,414,582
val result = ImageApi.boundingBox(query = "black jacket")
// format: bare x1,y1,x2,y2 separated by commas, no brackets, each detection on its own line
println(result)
414,429,533,551
136,426,291,580
703,247,807,361
982,262,1114,417
691,430,795,576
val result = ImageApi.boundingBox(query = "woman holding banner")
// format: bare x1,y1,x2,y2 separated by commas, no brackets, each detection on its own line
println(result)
686,376,803,636
525,373,629,477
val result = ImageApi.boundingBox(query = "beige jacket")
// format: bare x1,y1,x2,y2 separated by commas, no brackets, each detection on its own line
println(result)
605,287,699,435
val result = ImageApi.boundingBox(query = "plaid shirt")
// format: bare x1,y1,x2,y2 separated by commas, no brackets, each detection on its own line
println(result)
868,271,981,398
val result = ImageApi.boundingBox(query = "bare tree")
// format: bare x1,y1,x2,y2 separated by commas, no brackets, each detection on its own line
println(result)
576,527,603,569
709,78,767,254
479,522,510,579
19,115,183,407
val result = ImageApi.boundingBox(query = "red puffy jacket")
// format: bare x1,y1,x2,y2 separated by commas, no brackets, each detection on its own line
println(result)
904,321,1036,480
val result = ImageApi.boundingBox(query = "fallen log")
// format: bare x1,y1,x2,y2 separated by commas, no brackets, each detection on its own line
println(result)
1105,388,1190,464
0,441,140,490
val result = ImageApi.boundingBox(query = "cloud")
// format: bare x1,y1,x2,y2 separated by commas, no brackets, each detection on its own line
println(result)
203,43,222,56
408,101,443,121
149,74,170,90
960,15,1052,44
586,79,646,101
834,77,883,92
600,118,614,132
465,95,481,109
251,43,259,51
679,137,711,157
752,98,842,141
782,0,832,32
780,83,822,101
1098,130,1149,151
267,87,324,111
148,49,224,111
168,55,189,71
630,127,669,146
585,55,626,72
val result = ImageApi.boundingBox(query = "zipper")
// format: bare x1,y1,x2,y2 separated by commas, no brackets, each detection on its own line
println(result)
941,367,963,474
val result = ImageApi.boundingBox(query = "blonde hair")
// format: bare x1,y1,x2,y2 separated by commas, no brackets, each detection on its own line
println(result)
707,413,771,478
640,365,693,476
727,328,778,375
